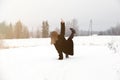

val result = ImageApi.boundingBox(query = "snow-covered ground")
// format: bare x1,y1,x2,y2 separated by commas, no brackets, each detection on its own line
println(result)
0,36,120,80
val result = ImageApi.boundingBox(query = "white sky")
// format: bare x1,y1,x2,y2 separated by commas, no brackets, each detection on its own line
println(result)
0,0,120,31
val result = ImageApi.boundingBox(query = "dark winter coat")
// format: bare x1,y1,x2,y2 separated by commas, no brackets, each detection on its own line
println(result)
54,22,74,55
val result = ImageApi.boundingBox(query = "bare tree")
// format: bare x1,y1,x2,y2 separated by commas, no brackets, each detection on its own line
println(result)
71,19,80,36
65,19,80,36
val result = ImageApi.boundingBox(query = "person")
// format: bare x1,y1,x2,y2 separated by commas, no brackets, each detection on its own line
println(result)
50,20,75,60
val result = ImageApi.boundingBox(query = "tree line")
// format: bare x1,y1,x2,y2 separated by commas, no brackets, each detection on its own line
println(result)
98,24,120,35
0,19,80,39
0,20,49,39
0,19,120,39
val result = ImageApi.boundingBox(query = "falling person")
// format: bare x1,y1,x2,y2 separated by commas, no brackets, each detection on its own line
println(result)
50,20,76,60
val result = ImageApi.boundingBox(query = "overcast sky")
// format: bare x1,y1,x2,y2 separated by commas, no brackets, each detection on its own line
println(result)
0,0,120,31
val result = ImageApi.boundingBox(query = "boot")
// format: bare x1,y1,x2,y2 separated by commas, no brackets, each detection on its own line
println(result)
58,54,63,60
58,57,63,60
66,54,69,58
70,28,76,34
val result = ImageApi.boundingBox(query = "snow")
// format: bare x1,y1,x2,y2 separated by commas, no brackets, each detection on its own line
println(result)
0,36,120,80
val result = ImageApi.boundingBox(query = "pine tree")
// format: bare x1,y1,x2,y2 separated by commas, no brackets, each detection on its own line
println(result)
6,23,13,39
14,20,23,38
42,21,49,38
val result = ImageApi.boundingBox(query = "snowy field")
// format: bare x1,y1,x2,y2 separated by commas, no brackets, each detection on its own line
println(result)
0,36,120,80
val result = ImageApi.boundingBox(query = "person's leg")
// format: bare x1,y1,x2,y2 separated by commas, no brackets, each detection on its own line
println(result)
67,28,75,40
60,21,65,37
64,28,75,56
54,44,63,60
58,50,63,60
65,54,69,58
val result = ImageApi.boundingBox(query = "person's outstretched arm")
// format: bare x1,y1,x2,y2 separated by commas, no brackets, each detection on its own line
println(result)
60,20,65,37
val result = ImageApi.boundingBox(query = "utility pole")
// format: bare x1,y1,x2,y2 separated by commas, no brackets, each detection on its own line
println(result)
88,19,93,36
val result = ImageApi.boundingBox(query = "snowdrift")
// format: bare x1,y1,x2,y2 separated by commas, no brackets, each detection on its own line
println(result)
2,36,120,48
0,36,120,80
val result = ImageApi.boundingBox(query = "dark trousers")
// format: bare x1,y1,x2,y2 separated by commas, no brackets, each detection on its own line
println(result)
56,32,74,59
